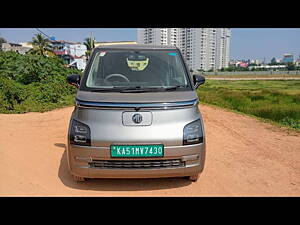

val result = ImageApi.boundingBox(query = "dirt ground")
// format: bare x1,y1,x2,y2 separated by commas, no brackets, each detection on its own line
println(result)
0,104,299,196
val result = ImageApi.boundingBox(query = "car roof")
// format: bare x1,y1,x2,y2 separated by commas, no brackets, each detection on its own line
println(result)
95,44,178,50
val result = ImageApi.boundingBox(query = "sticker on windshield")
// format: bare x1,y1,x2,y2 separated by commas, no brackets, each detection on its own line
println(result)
126,54,149,71
168,52,177,56
99,52,106,57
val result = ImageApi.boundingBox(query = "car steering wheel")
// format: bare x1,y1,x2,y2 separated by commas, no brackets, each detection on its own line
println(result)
104,73,130,83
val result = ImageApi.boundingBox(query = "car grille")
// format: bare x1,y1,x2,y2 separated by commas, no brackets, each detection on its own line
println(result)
89,159,185,169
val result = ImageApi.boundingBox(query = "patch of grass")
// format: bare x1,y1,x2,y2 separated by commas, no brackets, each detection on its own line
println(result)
197,80,300,131
204,74,300,79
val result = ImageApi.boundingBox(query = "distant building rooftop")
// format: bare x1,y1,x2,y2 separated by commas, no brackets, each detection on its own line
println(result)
50,40,81,45
95,44,178,50
94,41,137,47
8,43,22,47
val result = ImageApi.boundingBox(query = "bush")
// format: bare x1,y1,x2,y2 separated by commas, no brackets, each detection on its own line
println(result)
280,117,300,130
0,77,29,111
0,51,81,113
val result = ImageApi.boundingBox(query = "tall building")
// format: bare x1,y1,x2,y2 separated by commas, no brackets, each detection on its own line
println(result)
215,28,231,70
137,28,231,71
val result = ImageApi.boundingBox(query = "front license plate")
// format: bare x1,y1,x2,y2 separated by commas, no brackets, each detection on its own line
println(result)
111,144,164,158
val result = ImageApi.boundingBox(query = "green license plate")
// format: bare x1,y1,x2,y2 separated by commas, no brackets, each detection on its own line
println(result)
111,144,164,158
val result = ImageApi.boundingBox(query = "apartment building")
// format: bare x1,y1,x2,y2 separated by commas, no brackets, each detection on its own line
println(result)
137,28,168,45
137,28,231,71
215,28,231,70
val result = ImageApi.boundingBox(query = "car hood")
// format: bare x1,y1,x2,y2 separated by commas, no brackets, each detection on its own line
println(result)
76,90,198,103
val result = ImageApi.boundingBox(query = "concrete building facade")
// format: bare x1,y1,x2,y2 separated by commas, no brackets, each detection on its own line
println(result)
51,40,87,70
137,28,231,71
1,42,31,54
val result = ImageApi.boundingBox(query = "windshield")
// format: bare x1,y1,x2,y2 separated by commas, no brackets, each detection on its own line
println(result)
82,49,192,92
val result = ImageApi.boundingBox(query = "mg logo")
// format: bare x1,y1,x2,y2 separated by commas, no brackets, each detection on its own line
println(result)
132,114,143,124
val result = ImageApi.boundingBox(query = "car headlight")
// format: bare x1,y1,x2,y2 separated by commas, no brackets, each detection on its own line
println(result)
183,119,203,145
69,119,91,146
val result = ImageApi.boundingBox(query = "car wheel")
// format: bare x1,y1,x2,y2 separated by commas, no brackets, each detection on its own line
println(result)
188,174,199,182
72,175,86,182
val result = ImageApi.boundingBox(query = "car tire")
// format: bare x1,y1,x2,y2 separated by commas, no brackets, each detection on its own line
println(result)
188,174,199,182
72,175,86,182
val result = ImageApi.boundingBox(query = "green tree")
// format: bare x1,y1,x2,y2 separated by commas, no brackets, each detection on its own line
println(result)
287,62,296,71
84,37,95,59
28,33,55,57
223,66,235,72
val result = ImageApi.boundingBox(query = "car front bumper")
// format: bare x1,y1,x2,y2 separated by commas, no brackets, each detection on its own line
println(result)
67,143,206,179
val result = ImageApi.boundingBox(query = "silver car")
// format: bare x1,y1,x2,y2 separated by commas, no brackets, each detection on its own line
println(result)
66,45,206,182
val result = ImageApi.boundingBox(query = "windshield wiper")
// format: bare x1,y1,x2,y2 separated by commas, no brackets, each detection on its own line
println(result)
90,86,155,93
90,88,123,92
119,86,160,93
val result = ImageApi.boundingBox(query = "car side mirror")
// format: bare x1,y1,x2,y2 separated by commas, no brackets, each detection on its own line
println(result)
193,74,205,89
67,74,81,88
